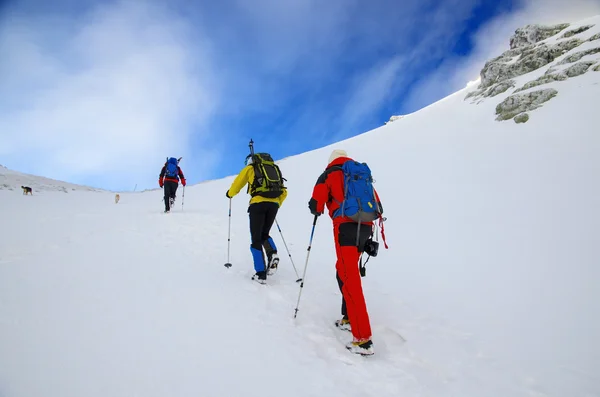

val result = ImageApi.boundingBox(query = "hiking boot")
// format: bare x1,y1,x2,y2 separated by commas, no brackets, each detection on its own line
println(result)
252,271,267,285
335,317,351,332
267,253,279,276
346,339,374,356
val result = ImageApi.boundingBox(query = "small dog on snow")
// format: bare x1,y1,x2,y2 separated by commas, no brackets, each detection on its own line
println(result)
115,193,120,204
21,186,32,195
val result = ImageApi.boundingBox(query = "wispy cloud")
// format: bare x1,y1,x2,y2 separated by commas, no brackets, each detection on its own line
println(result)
0,1,218,190
402,0,600,113
329,0,487,140
203,0,486,153
4,0,584,189
336,56,406,138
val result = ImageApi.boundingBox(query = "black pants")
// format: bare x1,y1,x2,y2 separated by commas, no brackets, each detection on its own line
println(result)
163,181,178,211
248,202,279,271
336,222,372,318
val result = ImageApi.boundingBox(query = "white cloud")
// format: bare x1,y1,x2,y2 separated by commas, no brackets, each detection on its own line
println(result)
0,1,219,191
402,0,600,113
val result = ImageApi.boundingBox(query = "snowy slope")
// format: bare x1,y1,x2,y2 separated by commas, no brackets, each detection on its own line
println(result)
1,17,599,397
0,165,105,193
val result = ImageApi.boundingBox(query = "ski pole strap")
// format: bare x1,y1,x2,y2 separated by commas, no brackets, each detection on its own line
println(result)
379,216,388,249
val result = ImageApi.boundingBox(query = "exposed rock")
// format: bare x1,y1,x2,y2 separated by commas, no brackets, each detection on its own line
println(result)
467,20,596,121
495,89,558,121
465,80,515,101
479,39,582,88
479,61,509,88
515,60,595,92
486,81,515,97
514,74,567,93
510,23,570,49
514,113,530,124
559,47,600,64
519,38,583,63
385,115,404,124
488,47,529,64
561,25,594,38
465,89,484,100
564,61,596,77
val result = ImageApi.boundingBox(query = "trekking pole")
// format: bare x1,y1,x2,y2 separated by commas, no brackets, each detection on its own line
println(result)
275,218,302,282
224,199,232,268
293,215,318,319
181,186,185,211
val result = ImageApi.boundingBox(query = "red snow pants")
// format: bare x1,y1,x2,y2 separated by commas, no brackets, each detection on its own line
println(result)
334,221,373,341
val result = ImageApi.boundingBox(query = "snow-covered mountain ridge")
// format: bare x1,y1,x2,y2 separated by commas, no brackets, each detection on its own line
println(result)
466,16,600,123
0,165,104,193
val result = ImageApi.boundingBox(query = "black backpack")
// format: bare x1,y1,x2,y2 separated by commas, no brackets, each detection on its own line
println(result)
248,153,286,198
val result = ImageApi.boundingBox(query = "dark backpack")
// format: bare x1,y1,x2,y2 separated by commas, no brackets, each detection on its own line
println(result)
165,157,179,179
248,153,286,199
333,160,381,222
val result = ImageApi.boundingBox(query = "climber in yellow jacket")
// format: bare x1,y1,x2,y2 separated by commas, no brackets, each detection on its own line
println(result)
226,152,287,284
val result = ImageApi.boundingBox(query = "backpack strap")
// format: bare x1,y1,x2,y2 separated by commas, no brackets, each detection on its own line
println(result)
249,162,263,196
246,163,258,195
321,165,344,212
378,216,388,249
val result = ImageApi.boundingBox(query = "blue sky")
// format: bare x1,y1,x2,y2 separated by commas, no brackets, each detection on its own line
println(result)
1,0,599,191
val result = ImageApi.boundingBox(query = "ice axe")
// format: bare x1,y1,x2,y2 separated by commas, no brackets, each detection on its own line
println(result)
224,198,232,268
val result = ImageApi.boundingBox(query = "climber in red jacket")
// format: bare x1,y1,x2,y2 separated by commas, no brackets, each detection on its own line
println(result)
159,157,186,213
308,149,385,356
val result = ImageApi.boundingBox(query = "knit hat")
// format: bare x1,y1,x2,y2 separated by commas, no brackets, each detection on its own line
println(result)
328,149,348,164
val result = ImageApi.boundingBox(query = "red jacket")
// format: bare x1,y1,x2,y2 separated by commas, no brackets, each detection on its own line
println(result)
309,156,382,224
159,165,186,186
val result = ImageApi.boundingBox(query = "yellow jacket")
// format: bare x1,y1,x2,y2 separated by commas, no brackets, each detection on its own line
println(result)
227,165,287,206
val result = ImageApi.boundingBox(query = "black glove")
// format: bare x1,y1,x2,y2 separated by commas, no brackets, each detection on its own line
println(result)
226,190,231,199
308,199,321,217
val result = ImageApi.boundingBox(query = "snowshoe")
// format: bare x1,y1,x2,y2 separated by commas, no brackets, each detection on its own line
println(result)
346,339,374,356
267,253,279,276
335,317,351,332
251,271,267,285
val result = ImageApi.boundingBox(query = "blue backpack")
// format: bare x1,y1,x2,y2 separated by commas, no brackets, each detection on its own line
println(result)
165,157,179,179
333,160,381,222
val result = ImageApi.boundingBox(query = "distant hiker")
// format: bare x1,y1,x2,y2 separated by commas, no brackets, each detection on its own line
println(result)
308,149,387,356
159,157,186,213
226,146,287,284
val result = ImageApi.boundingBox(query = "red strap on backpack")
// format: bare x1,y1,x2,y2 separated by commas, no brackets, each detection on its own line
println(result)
378,216,388,249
